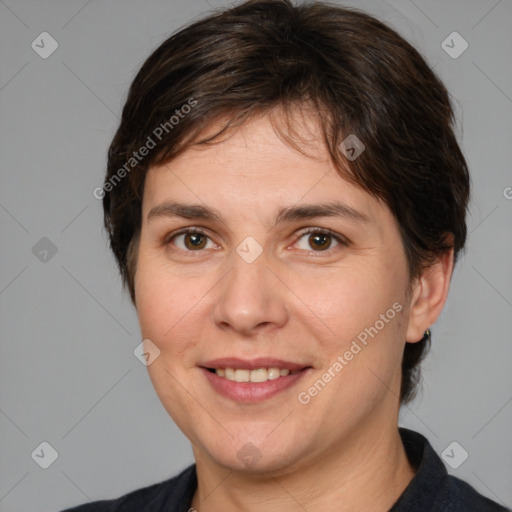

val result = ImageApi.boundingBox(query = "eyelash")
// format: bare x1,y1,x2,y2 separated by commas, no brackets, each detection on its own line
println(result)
164,227,348,254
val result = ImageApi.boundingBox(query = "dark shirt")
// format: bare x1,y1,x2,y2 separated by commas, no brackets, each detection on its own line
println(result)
61,428,510,512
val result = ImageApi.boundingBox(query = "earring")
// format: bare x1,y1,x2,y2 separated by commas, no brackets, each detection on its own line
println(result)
423,328,431,342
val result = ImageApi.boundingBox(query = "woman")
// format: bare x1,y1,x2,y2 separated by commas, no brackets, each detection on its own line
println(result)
63,0,509,510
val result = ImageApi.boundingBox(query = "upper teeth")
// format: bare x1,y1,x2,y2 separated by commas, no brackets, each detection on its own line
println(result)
215,367,291,382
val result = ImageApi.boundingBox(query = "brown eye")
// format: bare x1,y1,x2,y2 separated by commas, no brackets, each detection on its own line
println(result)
183,233,207,250
295,229,343,252
308,232,332,251
170,230,214,251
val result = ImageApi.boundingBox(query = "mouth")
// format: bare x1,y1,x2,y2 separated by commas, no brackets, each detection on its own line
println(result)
199,357,312,403
204,367,302,382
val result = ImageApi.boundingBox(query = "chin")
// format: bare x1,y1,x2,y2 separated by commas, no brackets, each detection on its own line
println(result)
195,427,307,474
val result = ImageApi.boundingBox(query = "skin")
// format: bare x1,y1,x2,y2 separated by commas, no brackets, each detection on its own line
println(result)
134,111,453,512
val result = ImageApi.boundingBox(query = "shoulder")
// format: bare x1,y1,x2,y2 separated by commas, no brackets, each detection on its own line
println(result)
396,428,510,512
439,474,510,512
60,464,197,512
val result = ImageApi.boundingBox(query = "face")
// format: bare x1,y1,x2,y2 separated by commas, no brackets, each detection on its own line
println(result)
135,113,414,475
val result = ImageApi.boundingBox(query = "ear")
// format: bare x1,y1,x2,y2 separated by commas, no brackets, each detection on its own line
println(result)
406,248,454,343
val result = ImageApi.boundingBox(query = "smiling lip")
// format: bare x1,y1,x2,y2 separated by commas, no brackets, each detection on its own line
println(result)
199,357,312,403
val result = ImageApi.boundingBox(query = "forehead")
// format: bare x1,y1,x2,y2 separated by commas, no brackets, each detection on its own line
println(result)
142,113,390,227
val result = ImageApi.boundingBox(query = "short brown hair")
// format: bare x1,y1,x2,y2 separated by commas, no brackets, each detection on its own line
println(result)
103,0,470,404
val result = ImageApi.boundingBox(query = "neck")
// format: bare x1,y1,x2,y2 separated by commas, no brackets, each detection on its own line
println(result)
191,422,415,512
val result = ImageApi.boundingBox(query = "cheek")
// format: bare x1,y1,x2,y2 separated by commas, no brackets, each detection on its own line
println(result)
299,266,408,410
295,261,406,350
134,260,206,422
135,255,195,351
295,270,407,415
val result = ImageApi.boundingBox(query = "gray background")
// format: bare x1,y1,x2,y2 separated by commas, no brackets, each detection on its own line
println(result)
0,0,511,510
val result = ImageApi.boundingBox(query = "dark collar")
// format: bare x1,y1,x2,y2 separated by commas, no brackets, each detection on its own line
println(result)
389,428,449,511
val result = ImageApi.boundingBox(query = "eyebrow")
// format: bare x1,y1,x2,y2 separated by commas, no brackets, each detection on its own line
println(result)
147,200,370,225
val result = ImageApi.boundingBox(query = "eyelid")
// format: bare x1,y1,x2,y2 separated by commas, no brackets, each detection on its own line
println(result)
164,226,217,250
291,227,348,252
165,226,209,242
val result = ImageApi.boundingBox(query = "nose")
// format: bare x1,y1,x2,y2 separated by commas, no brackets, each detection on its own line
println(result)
212,250,289,337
